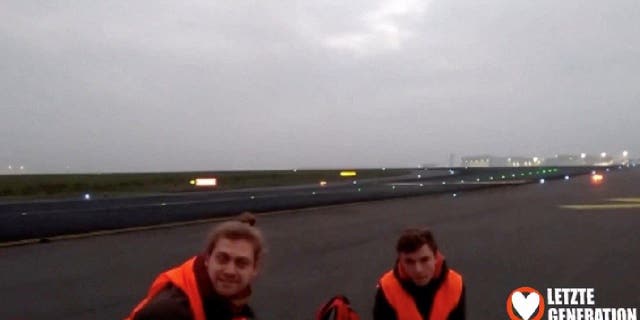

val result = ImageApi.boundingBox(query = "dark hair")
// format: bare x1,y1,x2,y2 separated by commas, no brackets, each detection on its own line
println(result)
396,227,438,254
205,212,265,263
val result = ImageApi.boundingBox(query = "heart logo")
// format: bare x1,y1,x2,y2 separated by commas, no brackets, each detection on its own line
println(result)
506,287,545,320
511,291,540,320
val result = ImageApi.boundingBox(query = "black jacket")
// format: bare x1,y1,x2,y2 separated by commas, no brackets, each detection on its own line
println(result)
373,261,465,320
133,255,255,320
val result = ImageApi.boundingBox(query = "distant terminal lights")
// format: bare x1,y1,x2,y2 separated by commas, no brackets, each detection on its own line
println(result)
461,155,540,167
3,165,26,172
461,151,631,167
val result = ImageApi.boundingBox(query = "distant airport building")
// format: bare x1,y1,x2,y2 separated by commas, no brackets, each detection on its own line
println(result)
461,155,540,167
543,154,587,166
505,157,538,167
461,155,491,167
1,164,27,175
542,153,620,166
420,163,439,168
591,155,614,166
459,152,631,167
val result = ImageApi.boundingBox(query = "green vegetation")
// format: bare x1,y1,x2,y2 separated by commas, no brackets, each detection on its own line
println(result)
0,169,414,200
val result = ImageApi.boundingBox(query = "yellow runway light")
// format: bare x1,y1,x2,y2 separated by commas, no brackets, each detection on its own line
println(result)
340,171,357,177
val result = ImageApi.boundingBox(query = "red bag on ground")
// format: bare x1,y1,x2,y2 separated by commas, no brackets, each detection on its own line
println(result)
316,295,360,320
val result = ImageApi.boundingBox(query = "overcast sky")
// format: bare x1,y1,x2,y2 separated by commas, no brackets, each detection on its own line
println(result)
1,0,639,173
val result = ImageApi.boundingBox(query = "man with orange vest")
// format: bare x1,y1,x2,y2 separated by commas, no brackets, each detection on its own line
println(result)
127,213,264,320
374,227,465,320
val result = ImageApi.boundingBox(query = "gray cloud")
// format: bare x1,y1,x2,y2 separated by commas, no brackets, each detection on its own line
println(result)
1,0,639,173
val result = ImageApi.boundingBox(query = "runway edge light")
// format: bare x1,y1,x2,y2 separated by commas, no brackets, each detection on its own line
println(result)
340,171,357,177
193,178,218,187
591,174,604,185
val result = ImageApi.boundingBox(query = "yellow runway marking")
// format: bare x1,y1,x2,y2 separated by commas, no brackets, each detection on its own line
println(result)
560,197,640,210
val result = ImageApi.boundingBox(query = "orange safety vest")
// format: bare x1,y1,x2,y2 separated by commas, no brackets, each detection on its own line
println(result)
126,257,206,320
379,269,463,320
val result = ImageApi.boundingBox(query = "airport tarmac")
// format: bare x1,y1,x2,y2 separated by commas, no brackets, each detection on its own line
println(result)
1,168,638,319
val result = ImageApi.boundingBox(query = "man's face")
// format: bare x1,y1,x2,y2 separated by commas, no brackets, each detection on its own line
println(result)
398,244,436,286
206,238,258,297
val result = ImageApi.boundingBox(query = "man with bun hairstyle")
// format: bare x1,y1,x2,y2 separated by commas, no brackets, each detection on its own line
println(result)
127,212,265,320
373,227,465,320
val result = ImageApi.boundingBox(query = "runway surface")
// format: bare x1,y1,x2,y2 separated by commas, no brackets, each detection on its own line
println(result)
1,166,594,243
1,168,638,319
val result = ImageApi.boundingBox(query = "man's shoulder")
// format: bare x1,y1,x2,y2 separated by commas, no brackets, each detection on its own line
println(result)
134,284,193,320
446,268,464,281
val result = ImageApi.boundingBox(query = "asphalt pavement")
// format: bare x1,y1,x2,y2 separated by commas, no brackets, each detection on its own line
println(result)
1,168,638,319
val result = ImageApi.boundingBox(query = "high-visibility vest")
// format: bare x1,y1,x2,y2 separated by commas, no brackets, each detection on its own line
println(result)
379,269,463,320
126,257,206,320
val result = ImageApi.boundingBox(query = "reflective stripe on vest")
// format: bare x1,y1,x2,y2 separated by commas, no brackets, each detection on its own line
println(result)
126,257,206,320
379,269,463,320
